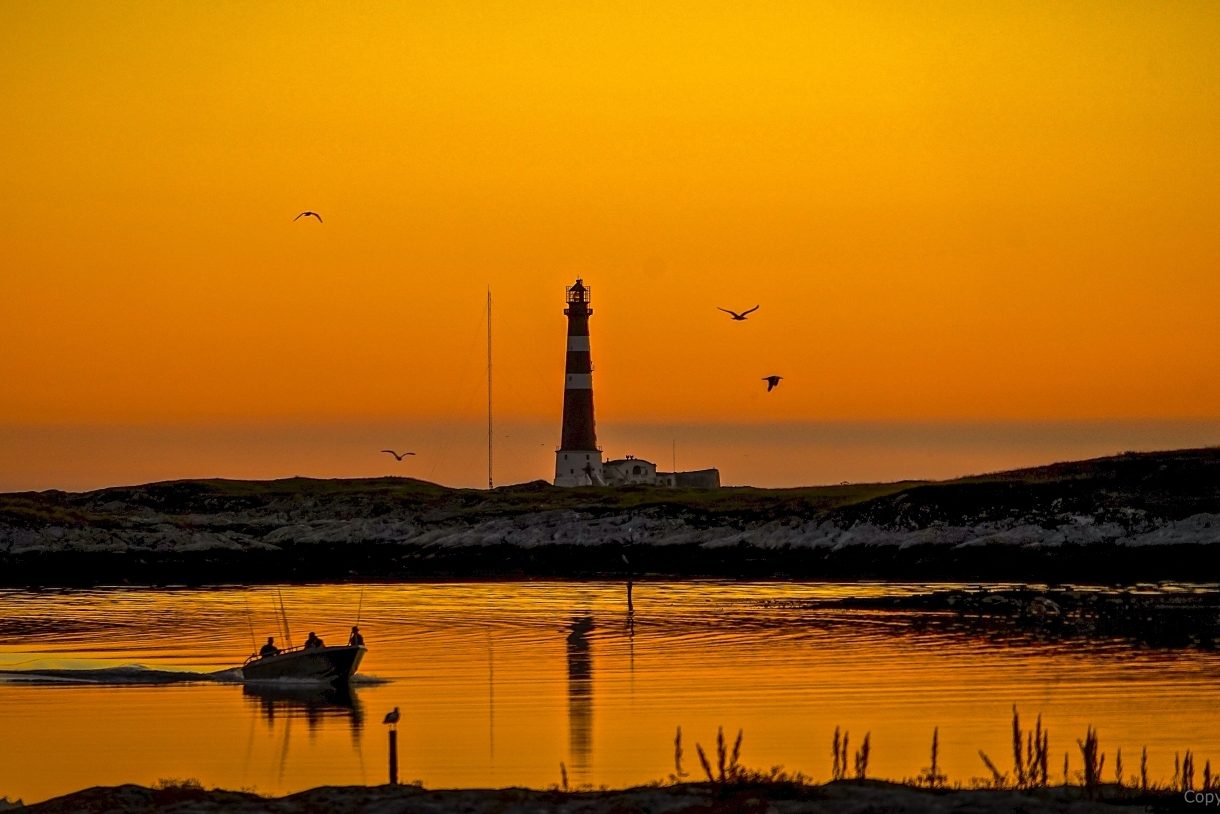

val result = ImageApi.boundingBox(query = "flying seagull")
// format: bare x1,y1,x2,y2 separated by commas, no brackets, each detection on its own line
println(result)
293,211,323,223
717,305,760,321
763,375,783,392
383,707,400,727
381,449,416,461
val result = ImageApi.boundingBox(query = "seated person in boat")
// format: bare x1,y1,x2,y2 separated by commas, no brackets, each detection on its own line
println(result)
348,626,364,647
304,631,325,649
259,636,279,658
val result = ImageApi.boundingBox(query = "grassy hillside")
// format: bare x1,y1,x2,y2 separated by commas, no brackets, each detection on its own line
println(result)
0,476,918,528
4,446,1220,529
2,447,1219,585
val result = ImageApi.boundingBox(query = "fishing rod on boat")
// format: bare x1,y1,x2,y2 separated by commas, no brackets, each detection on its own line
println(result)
355,586,366,628
276,588,293,650
243,593,257,653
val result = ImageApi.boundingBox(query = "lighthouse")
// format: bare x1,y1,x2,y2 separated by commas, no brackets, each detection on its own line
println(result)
554,278,604,486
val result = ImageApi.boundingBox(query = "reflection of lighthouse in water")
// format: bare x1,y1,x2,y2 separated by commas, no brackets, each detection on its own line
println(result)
566,615,594,778
554,279,604,486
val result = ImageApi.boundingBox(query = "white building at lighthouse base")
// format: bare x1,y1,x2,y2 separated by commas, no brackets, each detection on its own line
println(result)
554,450,604,487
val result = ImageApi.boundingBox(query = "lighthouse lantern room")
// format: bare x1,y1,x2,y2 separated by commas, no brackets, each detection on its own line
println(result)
554,278,604,486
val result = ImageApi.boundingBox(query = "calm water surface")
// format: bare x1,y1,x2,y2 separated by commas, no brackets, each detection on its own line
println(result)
1,581,1218,803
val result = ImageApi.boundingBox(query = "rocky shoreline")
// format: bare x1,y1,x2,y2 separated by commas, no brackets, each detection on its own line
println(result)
3,447,1219,586
4,780,1192,814
783,586,1220,649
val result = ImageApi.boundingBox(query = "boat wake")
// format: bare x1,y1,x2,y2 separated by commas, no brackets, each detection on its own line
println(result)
0,665,388,686
0,665,242,685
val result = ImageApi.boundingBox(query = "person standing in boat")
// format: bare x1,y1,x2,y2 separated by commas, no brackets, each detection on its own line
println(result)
348,626,364,647
305,631,324,649
259,636,279,658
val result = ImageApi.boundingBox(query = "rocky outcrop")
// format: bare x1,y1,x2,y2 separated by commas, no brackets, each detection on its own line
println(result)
3,447,1219,583
3,501,1218,557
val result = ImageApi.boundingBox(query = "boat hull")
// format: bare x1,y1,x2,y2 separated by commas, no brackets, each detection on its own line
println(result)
242,645,365,683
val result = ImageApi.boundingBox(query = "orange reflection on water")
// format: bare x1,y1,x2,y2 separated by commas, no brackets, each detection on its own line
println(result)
1,582,1218,803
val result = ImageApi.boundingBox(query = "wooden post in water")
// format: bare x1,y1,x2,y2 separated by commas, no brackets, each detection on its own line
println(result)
388,729,399,785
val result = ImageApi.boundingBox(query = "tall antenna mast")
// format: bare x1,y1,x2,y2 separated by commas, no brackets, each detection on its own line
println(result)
487,287,493,490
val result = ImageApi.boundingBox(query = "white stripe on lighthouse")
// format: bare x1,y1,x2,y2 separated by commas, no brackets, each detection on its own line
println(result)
565,373,592,389
567,336,590,352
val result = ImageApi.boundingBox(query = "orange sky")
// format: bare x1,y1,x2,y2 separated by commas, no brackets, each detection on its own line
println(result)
2,1,1219,489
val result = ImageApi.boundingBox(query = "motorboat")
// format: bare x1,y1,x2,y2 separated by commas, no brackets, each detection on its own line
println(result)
241,643,365,683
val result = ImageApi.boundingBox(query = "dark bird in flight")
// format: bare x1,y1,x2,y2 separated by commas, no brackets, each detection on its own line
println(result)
718,305,760,321
381,449,416,461
383,707,400,727
293,211,323,222
763,375,783,392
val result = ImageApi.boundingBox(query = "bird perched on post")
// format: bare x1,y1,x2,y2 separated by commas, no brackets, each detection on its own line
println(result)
717,305,759,321
762,375,783,392
383,707,400,728
293,211,323,222
381,450,416,461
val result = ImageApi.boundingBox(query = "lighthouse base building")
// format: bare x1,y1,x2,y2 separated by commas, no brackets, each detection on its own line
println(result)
555,450,604,487
602,456,721,489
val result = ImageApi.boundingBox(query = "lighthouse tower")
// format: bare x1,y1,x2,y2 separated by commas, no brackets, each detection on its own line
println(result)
555,278,604,487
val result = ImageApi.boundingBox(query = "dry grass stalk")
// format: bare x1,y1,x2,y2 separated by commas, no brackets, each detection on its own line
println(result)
1063,752,1069,786
1076,726,1101,793
1012,706,1026,787
716,727,727,782
931,727,941,787
1204,760,1212,791
919,727,947,789
672,726,688,780
1183,750,1195,791
1008,707,1050,788
1115,748,1123,788
696,743,714,783
1037,717,1049,786
1141,746,1148,792
690,726,746,785
832,727,841,781
854,732,871,780
979,750,1005,787
559,762,568,792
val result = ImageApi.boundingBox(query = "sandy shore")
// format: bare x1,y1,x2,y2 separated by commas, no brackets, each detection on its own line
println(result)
6,781,1185,813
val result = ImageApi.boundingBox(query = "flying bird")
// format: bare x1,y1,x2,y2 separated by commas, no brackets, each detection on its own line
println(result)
717,305,760,321
383,707,400,727
763,375,783,392
293,211,323,222
381,450,416,461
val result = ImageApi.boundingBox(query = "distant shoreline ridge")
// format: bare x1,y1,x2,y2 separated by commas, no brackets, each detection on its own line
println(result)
2,447,1219,587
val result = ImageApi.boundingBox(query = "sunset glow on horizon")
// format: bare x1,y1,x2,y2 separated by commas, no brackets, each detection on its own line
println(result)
3,1,1219,490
